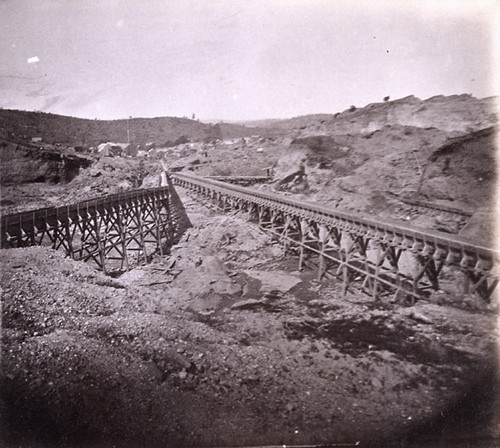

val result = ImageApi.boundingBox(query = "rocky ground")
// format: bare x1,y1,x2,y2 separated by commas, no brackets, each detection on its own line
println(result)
0,155,161,215
1,188,500,448
1,94,499,447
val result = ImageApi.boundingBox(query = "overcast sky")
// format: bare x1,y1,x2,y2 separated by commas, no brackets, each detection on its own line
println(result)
0,0,498,121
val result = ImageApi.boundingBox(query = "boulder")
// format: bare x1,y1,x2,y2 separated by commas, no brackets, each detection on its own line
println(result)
231,299,264,310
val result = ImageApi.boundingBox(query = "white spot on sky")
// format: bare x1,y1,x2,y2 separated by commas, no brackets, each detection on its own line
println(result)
233,93,238,100
117,19,125,28
27,56,39,64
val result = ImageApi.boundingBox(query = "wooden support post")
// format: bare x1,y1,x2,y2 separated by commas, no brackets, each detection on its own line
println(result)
341,239,357,298
258,206,265,227
355,236,372,293
298,219,308,271
463,270,471,295
373,245,383,300
281,216,292,250
95,215,106,273
15,214,23,247
51,218,59,250
78,216,86,260
318,241,325,281
412,256,432,304
154,196,163,257
317,225,330,281
341,250,349,297
64,218,74,259
425,259,440,290
29,212,36,246
118,205,129,271
136,200,148,264
384,246,402,301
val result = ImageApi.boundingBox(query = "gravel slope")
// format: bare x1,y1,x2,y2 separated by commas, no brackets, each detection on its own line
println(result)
1,192,499,448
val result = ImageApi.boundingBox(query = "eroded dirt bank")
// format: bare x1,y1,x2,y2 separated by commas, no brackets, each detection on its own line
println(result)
1,190,499,448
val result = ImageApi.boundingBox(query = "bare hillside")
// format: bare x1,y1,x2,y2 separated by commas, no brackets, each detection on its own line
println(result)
245,94,497,135
0,110,270,147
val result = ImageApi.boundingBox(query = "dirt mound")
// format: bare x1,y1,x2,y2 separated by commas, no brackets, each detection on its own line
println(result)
0,155,161,215
68,156,161,195
257,94,497,137
270,120,496,236
0,141,93,186
422,127,497,209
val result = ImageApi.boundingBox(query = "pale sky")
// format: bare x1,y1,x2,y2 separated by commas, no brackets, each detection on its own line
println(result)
0,0,498,121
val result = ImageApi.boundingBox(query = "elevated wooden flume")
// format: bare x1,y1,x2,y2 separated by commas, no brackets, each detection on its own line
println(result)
2,171,498,303
173,172,499,303
0,176,191,274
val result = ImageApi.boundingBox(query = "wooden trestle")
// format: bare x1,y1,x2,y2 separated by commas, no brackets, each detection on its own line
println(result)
1,176,191,273
173,172,499,303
